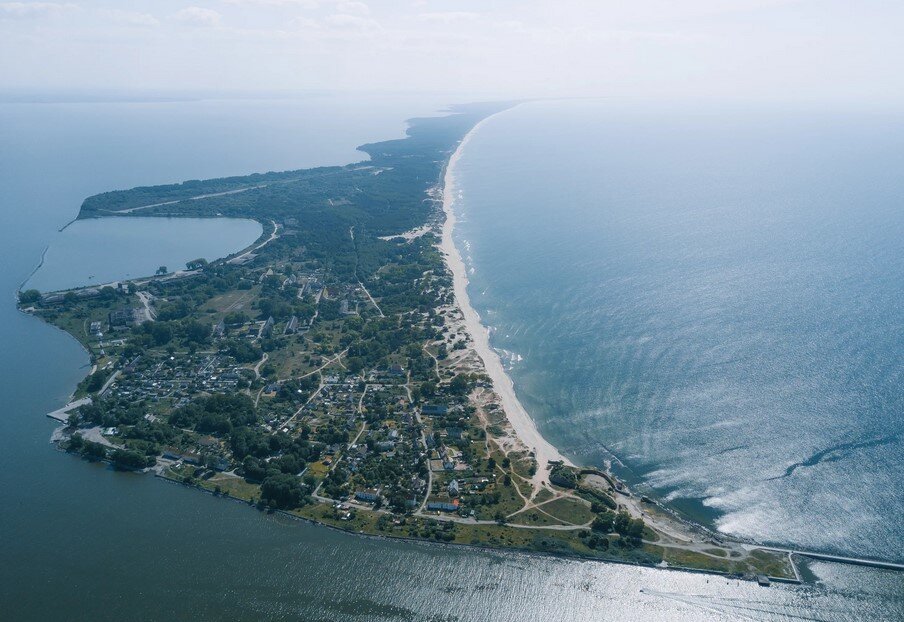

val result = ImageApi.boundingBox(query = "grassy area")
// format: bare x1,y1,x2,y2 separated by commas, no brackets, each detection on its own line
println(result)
204,474,261,502
307,461,331,478
199,288,259,316
535,497,595,526
532,488,555,505
507,509,565,527
471,480,525,521
643,544,794,578
266,346,318,377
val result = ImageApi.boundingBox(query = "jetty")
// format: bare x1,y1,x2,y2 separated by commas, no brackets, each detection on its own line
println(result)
46,397,91,423
757,546,904,574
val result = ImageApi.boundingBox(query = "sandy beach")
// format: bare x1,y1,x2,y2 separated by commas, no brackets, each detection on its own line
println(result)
440,113,575,491
437,113,748,549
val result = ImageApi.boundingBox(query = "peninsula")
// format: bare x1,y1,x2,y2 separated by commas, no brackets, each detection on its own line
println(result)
20,103,794,581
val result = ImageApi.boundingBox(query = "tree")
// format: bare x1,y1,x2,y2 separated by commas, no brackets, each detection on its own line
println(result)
67,434,84,452
260,473,304,509
448,374,471,395
110,449,150,470
84,369,109,393
18,289,41,304
591,511,615,533
614,510,644,543
182,320,209,344
549,465,578,489
148,321,173,346
156,266,168,275
80,440,107,461
224,311,249,325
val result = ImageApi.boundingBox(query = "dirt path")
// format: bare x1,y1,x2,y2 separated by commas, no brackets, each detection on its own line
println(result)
229,220,280,265
110,185,269,214
349,226,385,317
136,291,156,322
251,353,269,379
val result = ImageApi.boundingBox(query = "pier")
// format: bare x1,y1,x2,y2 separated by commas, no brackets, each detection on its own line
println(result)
757,546,904,574
46,397,91,423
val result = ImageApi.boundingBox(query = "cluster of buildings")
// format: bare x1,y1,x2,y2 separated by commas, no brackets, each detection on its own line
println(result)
105,354,245,402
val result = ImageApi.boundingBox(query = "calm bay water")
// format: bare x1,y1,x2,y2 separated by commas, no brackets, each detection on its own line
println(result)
453,101,904,561
26,217,262,292
0,95,901,620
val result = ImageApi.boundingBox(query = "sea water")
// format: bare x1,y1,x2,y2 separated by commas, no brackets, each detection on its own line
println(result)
0,94,900,620
452,100,904,561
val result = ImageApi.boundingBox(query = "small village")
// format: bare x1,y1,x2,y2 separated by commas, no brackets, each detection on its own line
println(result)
18,103,798,581
23,229,671,563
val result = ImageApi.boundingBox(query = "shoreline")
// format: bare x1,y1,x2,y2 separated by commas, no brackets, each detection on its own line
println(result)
435,111,790,567
155,471,789,583
439,111,573,492
29,106,828,581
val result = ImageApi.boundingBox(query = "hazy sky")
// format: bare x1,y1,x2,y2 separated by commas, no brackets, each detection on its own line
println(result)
1,0,902,104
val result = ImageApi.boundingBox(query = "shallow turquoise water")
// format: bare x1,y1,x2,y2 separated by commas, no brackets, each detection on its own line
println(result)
453,100,904,560
0,95,900,620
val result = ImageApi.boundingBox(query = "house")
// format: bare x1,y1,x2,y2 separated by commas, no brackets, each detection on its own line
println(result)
89,321,103,335
108,307,140,330
426,500,459,512
161,447,201,465
355,489,380,503
181,452,202,465
284,315,299,335
161,448,182,461
262,316,275,337
447,479,460,497
421,404,448,416
212,320,226,338
375,440,395,452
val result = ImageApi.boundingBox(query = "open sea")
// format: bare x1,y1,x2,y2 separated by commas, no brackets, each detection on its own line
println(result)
453,100,904,560
0,94,901,620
